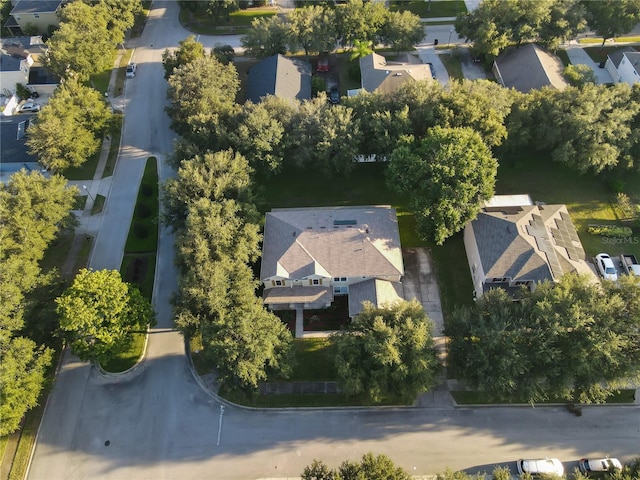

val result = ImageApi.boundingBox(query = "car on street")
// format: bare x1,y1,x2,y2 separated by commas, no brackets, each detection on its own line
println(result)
595,253,618,281
126,63,137,78
328,86,340,104
17,101,41,113
517,458,564,477
579,457,622,476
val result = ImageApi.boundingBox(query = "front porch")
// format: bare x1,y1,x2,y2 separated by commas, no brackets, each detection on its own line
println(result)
273,295,350,338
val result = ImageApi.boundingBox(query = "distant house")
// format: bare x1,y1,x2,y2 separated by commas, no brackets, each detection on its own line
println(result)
605,46,640,85
260,206,405,335
492,43,568,93
4,0,65,36
246,54,312,104
0,114,42,183
0,39,33,95
464,195,595,298
359,52,432,94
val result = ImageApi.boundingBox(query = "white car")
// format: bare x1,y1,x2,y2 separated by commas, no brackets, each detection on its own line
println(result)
126,63,136,78
517,458,564,477
18,101,41,113
579,457,622,475
595,253,618,281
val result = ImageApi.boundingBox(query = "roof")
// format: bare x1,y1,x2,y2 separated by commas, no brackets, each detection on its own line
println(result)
10,0,63,15
359,52,431,94
623,51,640,73
608,46,639,68
348,279,403,317
0,114,38,166
263,286,333,305
494,43,567,93
469,199,593,285
260,206,404,281
246,54,311,103
0,39,31,73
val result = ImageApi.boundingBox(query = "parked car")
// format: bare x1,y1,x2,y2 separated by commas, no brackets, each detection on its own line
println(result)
328,87,340,104
517,458,564,477
427,62,436,79
18,101,41,113
595,253,618,281
579,457,622,475
317,57,329,72
620,254,640,276
126,63,137,78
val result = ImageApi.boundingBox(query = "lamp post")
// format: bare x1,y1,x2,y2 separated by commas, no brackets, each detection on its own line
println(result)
448,28,453,47
82,184,95,203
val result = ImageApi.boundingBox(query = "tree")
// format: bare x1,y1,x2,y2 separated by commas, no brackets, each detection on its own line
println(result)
43,1,115,80
162,35,206,79
335,0,387,48
538,0,587,51
332,300,440,402
26,80,112,172
302,453,411,480
0,337,53,436
448,274,640,404
57,269,155,364
288,6,337,60
97,0,142,44
387,127,497,245
563,64,596,88
584,0,640,46
166,56,239,140
241,16,290,59
381,10,425,54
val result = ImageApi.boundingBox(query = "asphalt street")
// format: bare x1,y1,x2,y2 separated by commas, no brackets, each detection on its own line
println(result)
26,2,640,480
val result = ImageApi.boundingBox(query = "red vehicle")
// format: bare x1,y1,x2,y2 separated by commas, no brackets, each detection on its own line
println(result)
317,57,329,72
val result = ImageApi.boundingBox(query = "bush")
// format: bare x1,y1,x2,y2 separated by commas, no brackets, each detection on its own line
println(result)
133,222,149,239
140,184,153,197
135,202,152,219
16,83,31,101
311,76,326,96
587,224,633,237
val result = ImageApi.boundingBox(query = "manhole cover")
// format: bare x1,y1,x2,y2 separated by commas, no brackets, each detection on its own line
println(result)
104,440,110,447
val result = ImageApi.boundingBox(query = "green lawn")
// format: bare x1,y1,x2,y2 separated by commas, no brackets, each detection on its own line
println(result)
390,0,467,18
91,194,106,215
100,333,146,373
102,115,123,178
179,6,276,34
439,50,464,80
581,45,622,64
451,389,635,405
286,338,337,381
124,159,159,253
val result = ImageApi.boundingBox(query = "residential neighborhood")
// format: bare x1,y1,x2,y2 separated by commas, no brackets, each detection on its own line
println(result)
1,1,640,480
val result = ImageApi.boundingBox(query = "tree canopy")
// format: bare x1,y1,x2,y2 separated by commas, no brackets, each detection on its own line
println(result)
584,0,640,45
302,453,412,480
162,35,206,80
448,274,640,404
332,300,440,402
387,126,497,245
57,269,155,364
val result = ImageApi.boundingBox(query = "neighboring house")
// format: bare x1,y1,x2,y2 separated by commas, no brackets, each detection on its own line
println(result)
0,114,42,183
246,54,312,104
492,43,568,93
4,0,65,36
359,52,432,94
260,206,405,326
0,39,33,96
464,195,595,298
605,46,640,86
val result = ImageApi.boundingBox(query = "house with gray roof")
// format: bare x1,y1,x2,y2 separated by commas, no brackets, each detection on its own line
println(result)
464,195,595,298
260,206,405,335
246,54,311,104
5,0,65,36
492,43,567,93
359,52,432,94
605,46,640,86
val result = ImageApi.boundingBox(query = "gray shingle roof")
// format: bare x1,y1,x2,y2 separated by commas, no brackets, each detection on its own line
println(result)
494,43,567,93
246,54,311,103
608,46,638,68
10,0,63,14
359,52,431,94
260,206,404,281
348,279,403,317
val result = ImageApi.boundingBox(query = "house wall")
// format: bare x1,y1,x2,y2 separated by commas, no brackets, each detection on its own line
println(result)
463,224,485,298
605,57,620,83
0,70,28,93
617,55,640,86
11,12,59,34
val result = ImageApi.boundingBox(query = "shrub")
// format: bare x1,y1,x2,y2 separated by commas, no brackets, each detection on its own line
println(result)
133,222,149,238
16,83,31,101
135,202,152,219
140,184,153,197
587,225,633,237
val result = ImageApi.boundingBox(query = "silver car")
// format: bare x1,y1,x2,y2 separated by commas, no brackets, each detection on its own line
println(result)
18,101,41,113
579,457,622,475
126,63,136,78
517,458,564,477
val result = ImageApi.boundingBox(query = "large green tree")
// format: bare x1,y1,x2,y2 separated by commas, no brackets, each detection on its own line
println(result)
162,35,206,80
241,16,290,58
27,80,112,172
302,453,412,480
57,269,155,364
288,5,337,60
448,274,640,404
381,10,425,54
335,0,387,48
387,126,498,245
584,0,640,45
332,300,440,402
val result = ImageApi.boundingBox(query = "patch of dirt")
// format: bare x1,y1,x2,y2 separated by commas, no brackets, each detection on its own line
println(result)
124,257,148,285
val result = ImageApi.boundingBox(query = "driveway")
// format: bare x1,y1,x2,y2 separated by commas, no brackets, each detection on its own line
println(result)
564,41,614,84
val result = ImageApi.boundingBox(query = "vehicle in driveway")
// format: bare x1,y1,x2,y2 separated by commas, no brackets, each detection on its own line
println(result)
126,63,137,78
595,253,618,281
427,62,436,79
516,458,564,477
328,86,340,104
17,101,41,113
620,254,640,276
317,57,329,72
578,457,622,475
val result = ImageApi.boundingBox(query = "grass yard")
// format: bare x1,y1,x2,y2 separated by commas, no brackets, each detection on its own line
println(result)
100,333,146,373
581,45,623,64
287,338,338,381
389,0,467,18
102,116,123,178
496,151,640,259
91,194,106,215
179,6,276,34
124,158,159,254
439,51,464,80
451,389,635,405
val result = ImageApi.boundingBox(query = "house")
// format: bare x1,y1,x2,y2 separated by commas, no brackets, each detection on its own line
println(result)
260,206,405,335
0,39,33,96
604,46,640,85
359,52,432,94
492,43,568,93
246,54,312,104
464,195,595,298
0,114,42,183
4,0,65,36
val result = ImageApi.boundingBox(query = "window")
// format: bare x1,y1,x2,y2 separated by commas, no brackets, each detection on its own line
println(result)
275,280,283,286
334,286,348,295
312,279,320,285
333,277,347,282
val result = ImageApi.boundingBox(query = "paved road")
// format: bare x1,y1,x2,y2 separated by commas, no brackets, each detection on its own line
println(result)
27,3,640,480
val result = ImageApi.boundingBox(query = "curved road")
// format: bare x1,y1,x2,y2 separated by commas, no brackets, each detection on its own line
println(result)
28,2,640,479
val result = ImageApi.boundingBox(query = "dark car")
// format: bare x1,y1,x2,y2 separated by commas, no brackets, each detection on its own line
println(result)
427,62,436,79
328,87,340,104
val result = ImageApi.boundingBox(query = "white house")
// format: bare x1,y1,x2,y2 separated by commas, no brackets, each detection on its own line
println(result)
605,47,640,86
260,206,405,329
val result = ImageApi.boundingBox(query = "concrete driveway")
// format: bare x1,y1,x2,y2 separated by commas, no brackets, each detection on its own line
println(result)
564,41,614,84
